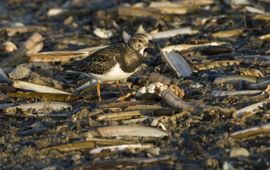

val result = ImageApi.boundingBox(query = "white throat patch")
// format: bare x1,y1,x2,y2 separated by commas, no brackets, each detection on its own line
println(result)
139,48,145,56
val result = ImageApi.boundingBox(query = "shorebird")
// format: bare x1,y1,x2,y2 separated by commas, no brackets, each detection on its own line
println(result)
65,34,152,100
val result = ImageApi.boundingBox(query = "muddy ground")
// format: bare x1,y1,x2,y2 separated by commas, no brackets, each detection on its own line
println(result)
0,0,270,169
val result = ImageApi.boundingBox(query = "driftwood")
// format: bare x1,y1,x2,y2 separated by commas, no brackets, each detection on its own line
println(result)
213,75,257,84
212,29,244,38
211,90,262,97
161,89,193,111
42,138,132,152
118,7,174,21
233,100,270,118
231,123,270,139
0,32,43,67
3,102,72,116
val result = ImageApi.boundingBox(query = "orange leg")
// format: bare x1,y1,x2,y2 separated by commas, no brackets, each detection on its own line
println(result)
115,80,125,95
96,80,101,101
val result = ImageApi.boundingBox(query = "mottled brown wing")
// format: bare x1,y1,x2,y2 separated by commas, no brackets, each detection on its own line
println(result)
65,45,122,74
118,47,144,73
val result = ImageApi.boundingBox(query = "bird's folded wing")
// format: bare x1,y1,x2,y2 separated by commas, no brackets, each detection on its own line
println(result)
64,46,121,74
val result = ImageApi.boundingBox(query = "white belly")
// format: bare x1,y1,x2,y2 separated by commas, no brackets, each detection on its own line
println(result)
90,63,134,82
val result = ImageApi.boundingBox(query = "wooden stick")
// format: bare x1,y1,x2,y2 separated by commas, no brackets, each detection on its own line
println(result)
0,32,43,67
118,7,174,21
231,123,270,139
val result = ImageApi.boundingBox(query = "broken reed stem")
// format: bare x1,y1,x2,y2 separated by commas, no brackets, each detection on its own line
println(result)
0,32,43,67
231,123,270,139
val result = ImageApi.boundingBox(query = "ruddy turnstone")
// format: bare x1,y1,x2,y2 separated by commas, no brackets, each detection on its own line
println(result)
65,34,152,100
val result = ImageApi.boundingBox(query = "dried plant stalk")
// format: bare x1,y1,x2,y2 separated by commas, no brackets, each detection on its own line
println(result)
96,108,172,121
149,0,213,15
233,100,270,118
231,123,270,139
13,80,71,95
253,15,270,20
259,34,270,41
212,29,243,38
90,143,155,154
7,91,80,102
193,60,241,71
213,75,257,84
162,42,227,53
98,101,157,109
96,125,168,138
96,110,146,121
147,27,198,40
149,0,213,7
42,138,131,152
148,0,214,14
211,90,262,97
118,7,173,21
125,104,164,111
4,102,72,115
151,6,188,14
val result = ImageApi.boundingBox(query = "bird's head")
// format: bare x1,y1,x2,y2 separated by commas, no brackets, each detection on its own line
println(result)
128,34,152,55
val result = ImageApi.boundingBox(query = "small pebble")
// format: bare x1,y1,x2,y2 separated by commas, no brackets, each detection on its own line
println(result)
93,28,113,39
0,41,17,53
230,147,250,157
206,157,219,168
223,161,234,170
